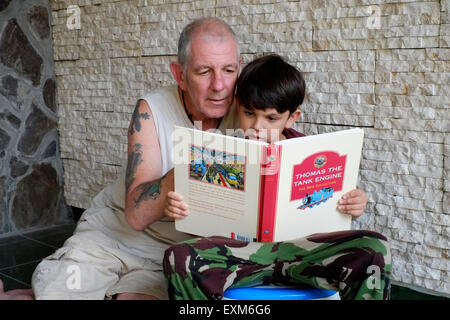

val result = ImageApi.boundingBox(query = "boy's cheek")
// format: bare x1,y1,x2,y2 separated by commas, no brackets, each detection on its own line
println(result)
237,117,250,132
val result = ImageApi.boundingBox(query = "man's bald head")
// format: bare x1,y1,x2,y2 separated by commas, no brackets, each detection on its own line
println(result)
177,17,240,70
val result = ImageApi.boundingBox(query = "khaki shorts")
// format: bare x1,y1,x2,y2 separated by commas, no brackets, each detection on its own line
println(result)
32,188,170,300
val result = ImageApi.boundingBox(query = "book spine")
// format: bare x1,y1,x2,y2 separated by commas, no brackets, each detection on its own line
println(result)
258,144,282,242
257,152,265,242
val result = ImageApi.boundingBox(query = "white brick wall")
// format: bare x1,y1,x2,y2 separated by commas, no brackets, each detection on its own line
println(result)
50,0,449,296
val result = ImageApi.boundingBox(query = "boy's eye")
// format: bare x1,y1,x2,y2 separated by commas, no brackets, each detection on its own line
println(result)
244,111,254,116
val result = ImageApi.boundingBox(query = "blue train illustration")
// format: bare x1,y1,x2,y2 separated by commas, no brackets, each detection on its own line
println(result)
298,187,334,210
191,160,207,176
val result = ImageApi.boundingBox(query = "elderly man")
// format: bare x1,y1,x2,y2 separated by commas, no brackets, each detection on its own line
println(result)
0,17,384,300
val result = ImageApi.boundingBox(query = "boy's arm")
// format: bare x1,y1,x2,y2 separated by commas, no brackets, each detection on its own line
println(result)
338,189,368,218
125,99,174,231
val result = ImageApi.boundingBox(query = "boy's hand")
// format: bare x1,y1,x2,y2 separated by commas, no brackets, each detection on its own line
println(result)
337,189,368,218
164,191,189,219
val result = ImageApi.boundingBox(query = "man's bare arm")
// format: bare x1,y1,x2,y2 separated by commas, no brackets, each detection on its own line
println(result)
125,99,174,231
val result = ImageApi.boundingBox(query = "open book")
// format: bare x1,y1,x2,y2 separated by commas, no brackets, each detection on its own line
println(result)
173,126,364,242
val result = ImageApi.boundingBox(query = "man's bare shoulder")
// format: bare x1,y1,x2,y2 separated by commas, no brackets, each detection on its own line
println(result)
128,99,153,136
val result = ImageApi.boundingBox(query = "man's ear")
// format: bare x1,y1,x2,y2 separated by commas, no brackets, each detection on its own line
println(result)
170,61,187,91
285,110,301,128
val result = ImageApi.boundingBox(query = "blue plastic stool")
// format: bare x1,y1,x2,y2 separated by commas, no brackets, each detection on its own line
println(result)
223,285,340,300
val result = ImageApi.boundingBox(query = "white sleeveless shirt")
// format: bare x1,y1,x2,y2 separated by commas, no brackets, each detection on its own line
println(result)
140,85,238,176
109,85,239,244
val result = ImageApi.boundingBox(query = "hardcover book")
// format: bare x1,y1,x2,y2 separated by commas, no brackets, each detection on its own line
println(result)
173,126,364,242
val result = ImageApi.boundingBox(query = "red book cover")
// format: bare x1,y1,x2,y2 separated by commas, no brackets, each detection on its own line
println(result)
258,144,282,242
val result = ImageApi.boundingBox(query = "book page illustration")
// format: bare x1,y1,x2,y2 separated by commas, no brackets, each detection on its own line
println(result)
189,144,246,191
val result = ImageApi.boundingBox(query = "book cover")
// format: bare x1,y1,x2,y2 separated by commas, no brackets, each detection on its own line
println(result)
173,126,364,242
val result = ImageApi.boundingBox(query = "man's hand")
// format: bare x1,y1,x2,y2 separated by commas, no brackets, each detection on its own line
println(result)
338,188,368,218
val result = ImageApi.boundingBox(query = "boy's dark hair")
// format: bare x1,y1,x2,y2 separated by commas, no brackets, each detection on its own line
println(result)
236,54,305,114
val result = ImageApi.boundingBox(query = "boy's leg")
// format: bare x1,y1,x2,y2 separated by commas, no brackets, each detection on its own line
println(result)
163,230,391,300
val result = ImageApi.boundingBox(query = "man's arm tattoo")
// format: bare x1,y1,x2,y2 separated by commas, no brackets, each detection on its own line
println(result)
125,143,143,192
128,100,150,135
133,171,169,208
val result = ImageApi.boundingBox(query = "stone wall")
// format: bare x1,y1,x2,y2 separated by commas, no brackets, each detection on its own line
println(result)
0,0,71,237
50,0,449,296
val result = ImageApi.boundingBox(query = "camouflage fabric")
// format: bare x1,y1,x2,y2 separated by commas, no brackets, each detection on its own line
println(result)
163,230,391,300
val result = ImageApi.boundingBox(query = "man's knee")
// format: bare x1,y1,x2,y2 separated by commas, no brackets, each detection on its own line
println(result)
32,255,84,299
32,250,119,300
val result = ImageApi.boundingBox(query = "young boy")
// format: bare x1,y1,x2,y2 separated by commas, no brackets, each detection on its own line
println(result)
163,54,390,301
234,53,305,144
165,54,368,220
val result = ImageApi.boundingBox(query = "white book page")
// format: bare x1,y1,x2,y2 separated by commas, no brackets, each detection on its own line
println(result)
173,126,265,241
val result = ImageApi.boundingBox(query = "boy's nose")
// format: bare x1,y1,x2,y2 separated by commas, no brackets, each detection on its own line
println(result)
252,118,264,130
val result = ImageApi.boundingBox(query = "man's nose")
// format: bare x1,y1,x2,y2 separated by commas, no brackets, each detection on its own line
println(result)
211,71,225,92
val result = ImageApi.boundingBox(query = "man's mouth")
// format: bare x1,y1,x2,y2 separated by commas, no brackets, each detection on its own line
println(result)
208,97,227,105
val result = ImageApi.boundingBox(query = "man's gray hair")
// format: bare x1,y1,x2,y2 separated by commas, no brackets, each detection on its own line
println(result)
177,17,240,70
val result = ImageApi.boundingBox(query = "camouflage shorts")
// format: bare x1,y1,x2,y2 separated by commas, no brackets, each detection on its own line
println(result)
163,230,391,300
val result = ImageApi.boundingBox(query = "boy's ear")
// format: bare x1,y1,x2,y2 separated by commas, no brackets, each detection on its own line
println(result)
285,110,301,128
170,61,187,91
